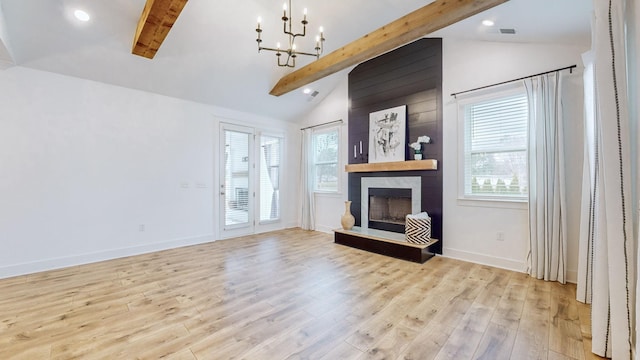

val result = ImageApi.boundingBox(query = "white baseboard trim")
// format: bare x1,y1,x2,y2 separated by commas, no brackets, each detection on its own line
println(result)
443,247,578,284
442,247,527,273
0,60,13,70
255,223,285,235
315,225,334,234
0,234,216,280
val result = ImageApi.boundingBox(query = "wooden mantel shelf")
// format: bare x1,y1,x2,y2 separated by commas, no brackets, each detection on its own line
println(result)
345,159,438,173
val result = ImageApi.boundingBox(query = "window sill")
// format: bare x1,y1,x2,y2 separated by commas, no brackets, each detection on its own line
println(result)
456,197,527,210
314,191,342,197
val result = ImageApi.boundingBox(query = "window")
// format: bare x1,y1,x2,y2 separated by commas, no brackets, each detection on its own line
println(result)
461,88,528,200
312,127,339,192
259,135,282,222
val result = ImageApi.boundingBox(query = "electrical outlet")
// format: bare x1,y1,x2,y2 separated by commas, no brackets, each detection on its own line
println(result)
139,224,145,232
497,232,505,241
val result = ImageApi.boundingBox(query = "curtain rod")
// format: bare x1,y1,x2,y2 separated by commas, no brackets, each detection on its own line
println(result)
450,64,578,98
300,119,343,130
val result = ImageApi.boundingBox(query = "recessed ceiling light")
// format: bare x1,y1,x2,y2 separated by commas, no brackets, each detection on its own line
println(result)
74,9,91,22
303,88,312,94
482,19,495,27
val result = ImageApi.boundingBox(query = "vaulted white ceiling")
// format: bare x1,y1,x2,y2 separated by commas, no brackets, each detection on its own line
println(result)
0,0,591,122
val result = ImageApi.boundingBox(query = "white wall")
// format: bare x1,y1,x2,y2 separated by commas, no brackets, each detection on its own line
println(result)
0,3,14,68
442,39,588,279
299,78,349,233
0,66,297,278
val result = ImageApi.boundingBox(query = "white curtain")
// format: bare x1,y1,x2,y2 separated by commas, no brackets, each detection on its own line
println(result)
525,72,567,284
577,51,595,304
300,129,315,230
577,0,636,358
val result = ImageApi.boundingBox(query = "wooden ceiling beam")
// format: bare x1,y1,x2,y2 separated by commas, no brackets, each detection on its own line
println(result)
132,0,189,59
269,0,509,96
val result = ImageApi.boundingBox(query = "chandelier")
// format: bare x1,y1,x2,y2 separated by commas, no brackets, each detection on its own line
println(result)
255,0,325,68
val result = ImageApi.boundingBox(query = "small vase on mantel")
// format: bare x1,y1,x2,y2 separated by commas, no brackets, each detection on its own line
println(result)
341,200,356,230
414,153,423,160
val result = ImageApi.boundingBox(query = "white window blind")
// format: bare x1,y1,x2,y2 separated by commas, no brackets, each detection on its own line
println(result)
259,135,281,222
312,128,339,192
463,92,528,199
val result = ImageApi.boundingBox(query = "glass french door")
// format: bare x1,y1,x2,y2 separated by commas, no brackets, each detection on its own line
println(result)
220,123,255,237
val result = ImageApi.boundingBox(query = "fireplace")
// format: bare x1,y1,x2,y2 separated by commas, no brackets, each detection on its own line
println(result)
368,188,412,233
361,177,421,233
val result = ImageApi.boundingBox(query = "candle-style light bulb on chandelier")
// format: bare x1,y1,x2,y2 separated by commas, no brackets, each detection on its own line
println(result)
256,0,325,68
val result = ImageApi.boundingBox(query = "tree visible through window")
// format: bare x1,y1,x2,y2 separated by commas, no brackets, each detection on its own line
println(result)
312,128,339,192
463,90,528,199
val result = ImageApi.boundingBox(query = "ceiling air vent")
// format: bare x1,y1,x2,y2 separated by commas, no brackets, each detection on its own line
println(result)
306,90,320,102
500,28,516,35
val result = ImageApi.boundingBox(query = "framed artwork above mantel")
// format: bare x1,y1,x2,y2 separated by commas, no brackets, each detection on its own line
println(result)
368,105,407,163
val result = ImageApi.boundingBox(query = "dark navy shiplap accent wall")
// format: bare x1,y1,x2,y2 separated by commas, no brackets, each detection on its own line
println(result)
347,38,443,254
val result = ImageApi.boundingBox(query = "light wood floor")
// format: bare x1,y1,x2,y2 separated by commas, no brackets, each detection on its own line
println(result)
0,228,604,360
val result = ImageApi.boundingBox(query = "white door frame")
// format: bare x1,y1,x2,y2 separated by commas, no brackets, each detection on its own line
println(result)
219,122,255,238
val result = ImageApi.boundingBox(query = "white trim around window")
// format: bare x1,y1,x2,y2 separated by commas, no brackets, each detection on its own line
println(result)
311,125,341,194
456,83,529,208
